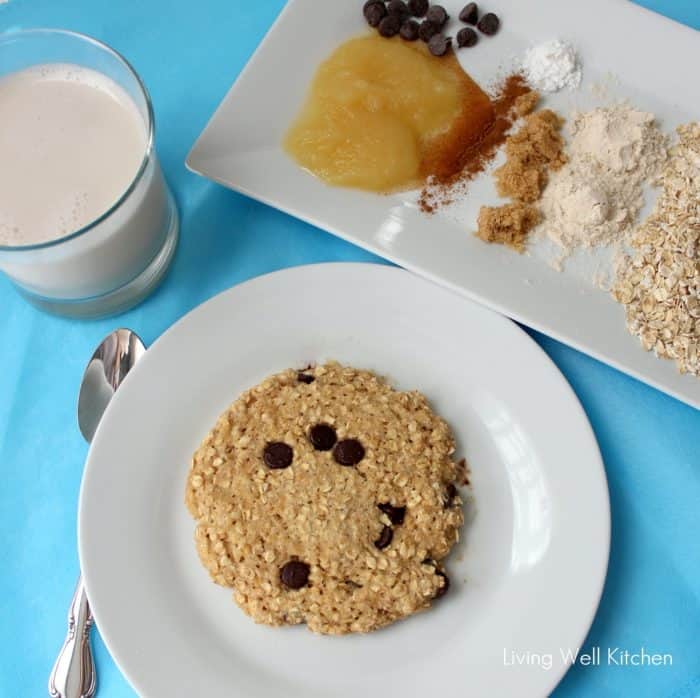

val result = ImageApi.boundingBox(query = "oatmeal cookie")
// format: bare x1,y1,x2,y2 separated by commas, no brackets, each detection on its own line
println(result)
185,362,464,634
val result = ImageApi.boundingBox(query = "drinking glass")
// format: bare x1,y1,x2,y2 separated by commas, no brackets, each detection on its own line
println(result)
0,29,179,318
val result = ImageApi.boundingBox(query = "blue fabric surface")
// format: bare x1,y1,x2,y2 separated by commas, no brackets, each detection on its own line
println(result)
0,1,698,696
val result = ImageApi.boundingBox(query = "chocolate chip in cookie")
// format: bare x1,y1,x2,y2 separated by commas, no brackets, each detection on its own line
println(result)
280,560,310,589
443,482,458,507
434,570,450,598
297,372,315,384
309,424,337,451
333,438,365,466
263,442,293,469
378,502,406,525
374,525,394,550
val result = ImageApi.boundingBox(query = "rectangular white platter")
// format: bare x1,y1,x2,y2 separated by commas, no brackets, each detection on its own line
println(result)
187,0,700,409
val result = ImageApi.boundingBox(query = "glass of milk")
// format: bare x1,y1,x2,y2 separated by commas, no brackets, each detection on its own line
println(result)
0,29,179,317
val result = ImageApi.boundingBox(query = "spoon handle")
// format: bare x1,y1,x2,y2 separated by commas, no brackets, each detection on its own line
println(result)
48,576,96,698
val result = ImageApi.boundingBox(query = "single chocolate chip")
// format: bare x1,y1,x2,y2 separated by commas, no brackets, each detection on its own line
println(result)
477,12,499,35
374,525,394,549
280,560,310,589
387,0,409,17
422,557,435,566
425,4,449,27
297,372,315,384
378,502,406,525
458,2,478,24
363,0,385,14
263,442,293,469
428,33,451,56
364,1,387,27
418,19,440,41
407,0,428,17
443,482,458,507
399,18,420,40
333,438,365,466
378,13,402,37
434,570,450,598
456,26,478,47
309,423,337,451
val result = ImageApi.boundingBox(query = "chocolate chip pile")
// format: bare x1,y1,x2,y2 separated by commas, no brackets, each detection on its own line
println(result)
363,0,501,56
186,362,464,634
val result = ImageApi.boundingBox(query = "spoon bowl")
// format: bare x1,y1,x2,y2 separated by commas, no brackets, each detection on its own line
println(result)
77,329,146,443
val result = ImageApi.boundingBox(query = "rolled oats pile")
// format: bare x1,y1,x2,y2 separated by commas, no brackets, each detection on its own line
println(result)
612,123,700,376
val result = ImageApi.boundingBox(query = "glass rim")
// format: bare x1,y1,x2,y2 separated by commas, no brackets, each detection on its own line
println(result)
0,27,156,252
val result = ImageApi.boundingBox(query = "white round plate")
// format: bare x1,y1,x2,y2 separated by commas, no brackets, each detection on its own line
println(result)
79,263,610,698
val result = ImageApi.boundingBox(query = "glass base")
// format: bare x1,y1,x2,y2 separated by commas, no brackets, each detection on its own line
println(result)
16,196,179,319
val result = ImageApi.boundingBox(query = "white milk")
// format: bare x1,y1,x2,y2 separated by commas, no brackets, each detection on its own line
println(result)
0,64,174,300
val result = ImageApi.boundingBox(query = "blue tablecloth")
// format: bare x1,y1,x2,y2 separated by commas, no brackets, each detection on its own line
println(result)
1,1,698,696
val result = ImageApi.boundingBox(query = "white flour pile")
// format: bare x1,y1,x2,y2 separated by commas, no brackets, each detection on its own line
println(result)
521,40,582,93
534,105,668,265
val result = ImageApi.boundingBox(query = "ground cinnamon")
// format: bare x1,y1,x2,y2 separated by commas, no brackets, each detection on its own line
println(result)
419,74,534,212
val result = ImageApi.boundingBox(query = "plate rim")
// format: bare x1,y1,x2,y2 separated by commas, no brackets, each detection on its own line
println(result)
78,262,611,697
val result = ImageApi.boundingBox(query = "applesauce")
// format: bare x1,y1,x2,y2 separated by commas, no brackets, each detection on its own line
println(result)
284,34,495,192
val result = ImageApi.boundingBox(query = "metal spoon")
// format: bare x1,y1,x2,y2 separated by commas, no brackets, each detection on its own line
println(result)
49,329,146,698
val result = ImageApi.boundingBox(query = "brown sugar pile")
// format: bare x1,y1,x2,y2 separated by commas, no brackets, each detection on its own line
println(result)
494,109,566,202
476,105,566,251
419,74,535,213
476,204,540,251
